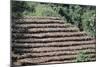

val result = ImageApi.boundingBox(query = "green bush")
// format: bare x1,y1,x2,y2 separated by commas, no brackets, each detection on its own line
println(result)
82,10,96,37
76,51,91,62
34,4,60,17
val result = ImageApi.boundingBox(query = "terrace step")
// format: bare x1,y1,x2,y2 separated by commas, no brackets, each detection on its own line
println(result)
12,16,96,66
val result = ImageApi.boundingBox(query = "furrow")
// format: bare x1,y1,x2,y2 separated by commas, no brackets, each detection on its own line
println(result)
12,32,87,39
15,55,77,64
12,49,96,59
13,23,73,28
12,40,95,48
28,27,79,32
14,19,65,24
13,44,96,52
12,27,79,33
13,36,93,43
12,37,95,43
14,54,95,65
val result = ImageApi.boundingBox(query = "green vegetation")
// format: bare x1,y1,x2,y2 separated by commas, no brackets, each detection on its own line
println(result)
76,51,91,62
12,1,96,37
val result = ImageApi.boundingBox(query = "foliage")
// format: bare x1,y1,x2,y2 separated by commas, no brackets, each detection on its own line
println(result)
81,10,96,37
12,1,96,37
76,51,91,62
34,4,60,16
12,1,28,17
59,5,96,37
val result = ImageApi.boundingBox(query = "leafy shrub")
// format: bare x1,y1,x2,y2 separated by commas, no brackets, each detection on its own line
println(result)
34,4,60,17
76,51,91,62
81,10,96,37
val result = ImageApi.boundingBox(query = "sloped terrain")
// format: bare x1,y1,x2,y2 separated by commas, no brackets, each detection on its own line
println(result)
11,16,96,66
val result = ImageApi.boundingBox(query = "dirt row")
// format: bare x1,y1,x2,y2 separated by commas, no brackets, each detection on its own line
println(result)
12,16,96,66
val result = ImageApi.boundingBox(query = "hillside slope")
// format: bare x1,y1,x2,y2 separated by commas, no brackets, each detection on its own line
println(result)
11,16,96,66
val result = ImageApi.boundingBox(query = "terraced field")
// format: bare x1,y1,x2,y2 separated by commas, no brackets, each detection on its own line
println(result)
11,16,96,66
